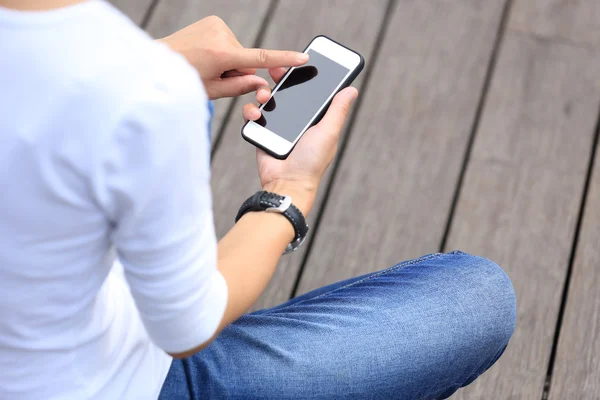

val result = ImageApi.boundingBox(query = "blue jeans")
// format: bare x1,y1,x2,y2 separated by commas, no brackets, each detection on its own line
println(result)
159,251,516,399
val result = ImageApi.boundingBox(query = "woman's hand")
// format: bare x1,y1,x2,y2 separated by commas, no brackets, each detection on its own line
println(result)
242,68,358,216
160,16,308,100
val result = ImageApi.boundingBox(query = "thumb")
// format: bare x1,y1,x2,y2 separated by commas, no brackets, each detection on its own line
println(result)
314,87,358,138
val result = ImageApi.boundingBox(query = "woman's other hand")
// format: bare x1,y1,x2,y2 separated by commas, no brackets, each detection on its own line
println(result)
160,16,308,100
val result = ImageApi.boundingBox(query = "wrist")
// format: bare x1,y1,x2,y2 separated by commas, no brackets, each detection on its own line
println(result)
262,181,316,216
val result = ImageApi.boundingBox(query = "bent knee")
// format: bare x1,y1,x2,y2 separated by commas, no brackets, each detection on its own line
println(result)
448,251,517,347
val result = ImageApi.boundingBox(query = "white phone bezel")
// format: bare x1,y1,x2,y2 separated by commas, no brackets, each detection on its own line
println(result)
242,36,361,158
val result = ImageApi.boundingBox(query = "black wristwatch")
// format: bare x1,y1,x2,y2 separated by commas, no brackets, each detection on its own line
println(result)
235,191,309,254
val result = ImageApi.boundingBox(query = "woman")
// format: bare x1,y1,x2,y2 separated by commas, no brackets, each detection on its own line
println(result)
0,1,516,398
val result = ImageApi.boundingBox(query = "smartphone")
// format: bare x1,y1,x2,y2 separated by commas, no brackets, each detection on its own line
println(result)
241,35,364,159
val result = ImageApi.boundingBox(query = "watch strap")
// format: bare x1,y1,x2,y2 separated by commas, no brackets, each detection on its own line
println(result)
235,191,309,254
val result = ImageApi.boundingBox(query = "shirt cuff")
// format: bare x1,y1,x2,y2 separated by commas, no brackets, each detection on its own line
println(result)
147,269,228,354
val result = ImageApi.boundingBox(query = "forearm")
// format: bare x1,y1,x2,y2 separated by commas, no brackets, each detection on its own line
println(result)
169,186,313,358
217,211,293,322
216,183,314,328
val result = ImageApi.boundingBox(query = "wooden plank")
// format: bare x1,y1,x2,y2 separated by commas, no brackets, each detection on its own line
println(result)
209,0,389,310
145,0,272,141
548,16,600,390
296,1,506,292
549,135,600,398
444,2,600,398
510,0,600,49
109,0,153,26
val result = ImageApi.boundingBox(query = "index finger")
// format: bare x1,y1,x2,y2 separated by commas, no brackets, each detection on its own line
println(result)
227,48,309,70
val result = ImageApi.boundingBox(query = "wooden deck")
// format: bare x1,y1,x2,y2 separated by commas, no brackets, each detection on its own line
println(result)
111,0,600,398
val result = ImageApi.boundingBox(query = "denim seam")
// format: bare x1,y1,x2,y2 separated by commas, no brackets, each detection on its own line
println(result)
268,252,449,313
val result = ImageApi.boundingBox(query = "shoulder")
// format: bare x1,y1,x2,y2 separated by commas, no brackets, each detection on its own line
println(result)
52,3,211,187
61,2,210,153
49,1,207,132
76,2,207,121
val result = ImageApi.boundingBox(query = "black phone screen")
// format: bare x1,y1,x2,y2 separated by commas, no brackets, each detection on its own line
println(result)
257,49,350,142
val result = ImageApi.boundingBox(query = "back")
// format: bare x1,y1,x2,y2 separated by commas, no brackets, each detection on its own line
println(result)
0,2,225,398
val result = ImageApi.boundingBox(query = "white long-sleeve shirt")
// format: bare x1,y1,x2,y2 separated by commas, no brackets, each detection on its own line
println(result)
0,1,227,398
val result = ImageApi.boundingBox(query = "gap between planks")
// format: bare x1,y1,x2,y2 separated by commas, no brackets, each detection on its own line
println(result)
541,106,600,400
209,0,279,160
289,0,398,299
439,0,514,253
140,0,160,29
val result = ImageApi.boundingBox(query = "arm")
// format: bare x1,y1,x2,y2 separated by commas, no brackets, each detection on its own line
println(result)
105,17,357,359
169,79,357,357
107,79,356,359
169,182,312,358
215,182,313,328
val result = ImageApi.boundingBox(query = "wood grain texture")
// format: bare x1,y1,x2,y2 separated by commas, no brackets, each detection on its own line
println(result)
109,0,153,25
296,0,506,293
445,9,600,400
209,0,388,310
549,102,600,397
510,0,600,49
145,0,272,141
549,149,600,400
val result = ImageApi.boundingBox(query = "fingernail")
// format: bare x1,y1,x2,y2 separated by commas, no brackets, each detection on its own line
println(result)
296,52,309,63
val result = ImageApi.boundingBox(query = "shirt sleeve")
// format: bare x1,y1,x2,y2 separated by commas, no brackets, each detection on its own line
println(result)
94,55,227,354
